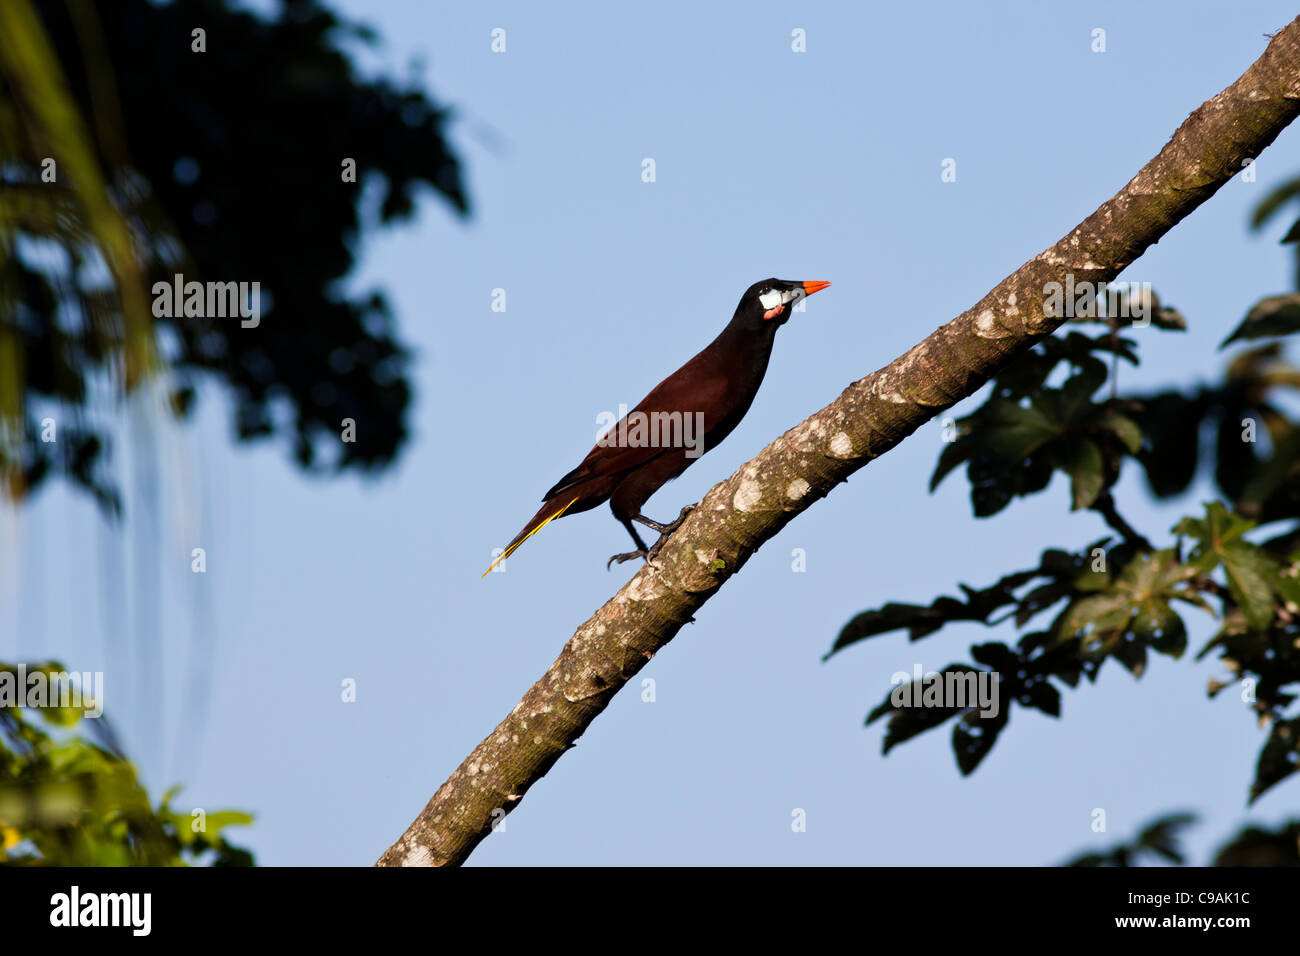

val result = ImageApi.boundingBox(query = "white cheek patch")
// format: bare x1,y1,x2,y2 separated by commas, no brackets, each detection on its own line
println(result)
758,290,782,310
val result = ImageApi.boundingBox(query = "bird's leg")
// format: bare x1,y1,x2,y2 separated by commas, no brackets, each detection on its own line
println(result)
635,505,696,560
633,504,695,536
607,506,696,568
607,519,651,569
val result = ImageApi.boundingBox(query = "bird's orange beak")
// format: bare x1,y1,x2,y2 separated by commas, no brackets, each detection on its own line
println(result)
802,280,831,296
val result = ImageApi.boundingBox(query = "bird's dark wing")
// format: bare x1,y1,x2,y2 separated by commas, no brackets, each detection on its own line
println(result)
542,375,729,500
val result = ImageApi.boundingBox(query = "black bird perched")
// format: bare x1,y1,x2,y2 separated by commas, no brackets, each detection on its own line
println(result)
484,277,831,574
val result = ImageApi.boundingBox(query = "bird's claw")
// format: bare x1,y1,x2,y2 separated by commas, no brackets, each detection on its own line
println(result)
610,504,697,569
607,549,648,570
646,507,696,562
658,504,696,536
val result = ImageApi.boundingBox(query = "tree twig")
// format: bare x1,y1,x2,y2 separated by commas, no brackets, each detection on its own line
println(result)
377,20,1300,867
1092,490,1154,551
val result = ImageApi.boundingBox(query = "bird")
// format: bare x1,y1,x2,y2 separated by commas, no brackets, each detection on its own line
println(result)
483,277,831,575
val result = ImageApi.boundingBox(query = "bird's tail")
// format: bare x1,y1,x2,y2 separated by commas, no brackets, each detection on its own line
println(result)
482,496,580,577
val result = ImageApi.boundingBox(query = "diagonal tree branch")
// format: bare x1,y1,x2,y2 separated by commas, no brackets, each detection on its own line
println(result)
378,20,1300,867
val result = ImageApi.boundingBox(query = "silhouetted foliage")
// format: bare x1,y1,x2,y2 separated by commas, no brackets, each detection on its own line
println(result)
1062,813,1300,867
1065,813,1198,867
0,0,468,868
1213,819,1300,866
832,181,1300,839
0,0,469,511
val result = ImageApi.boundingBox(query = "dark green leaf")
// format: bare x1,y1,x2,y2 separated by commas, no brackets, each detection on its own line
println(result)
1064,438,1105,510
1221,294,1300,348
1250,716,1300,804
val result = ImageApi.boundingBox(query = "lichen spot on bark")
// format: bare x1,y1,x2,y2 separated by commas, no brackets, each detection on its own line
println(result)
402,844,435,867
623,574,664,602
828,432,853,459
786,478,811,501
734,480,763,512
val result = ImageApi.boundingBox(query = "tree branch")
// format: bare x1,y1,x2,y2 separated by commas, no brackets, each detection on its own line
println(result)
377,20,1300,866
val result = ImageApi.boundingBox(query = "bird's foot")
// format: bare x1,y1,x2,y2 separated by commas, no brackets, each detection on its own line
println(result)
612,506,697,569
645,506,696,561
668,503,696,530
607,548,648,570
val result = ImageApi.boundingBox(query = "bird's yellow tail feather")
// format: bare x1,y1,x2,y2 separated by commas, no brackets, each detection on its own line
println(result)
481,496,580,577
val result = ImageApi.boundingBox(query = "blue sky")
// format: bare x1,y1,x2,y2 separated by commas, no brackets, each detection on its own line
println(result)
4,0,1300,865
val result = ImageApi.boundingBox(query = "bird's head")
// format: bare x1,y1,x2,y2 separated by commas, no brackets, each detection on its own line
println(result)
737,278,831,328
